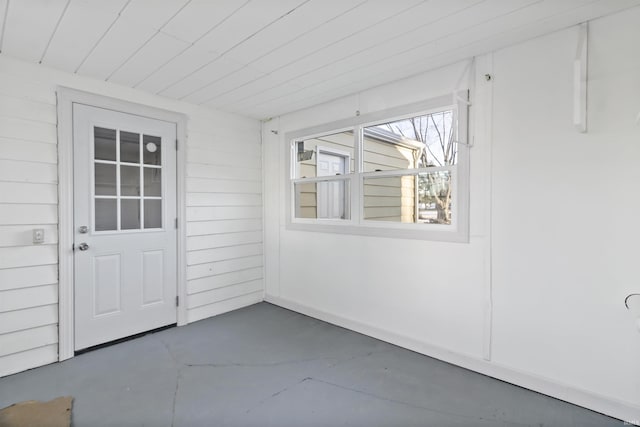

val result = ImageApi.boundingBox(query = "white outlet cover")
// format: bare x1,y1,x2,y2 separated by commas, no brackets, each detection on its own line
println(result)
33,228,45,244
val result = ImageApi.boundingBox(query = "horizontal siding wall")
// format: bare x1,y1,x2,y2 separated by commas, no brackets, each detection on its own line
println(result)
0,71,59,376
184,117,264,323
0,55,263,377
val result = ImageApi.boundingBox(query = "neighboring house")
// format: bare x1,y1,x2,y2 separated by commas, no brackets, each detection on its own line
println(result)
296,127,422,222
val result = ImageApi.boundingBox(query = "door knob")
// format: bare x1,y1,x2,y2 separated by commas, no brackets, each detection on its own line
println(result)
77,243,89,251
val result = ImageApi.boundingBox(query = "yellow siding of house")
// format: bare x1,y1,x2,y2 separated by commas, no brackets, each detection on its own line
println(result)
295,132,417,221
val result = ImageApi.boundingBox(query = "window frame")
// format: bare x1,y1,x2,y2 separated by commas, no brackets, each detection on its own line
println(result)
285,93,470,242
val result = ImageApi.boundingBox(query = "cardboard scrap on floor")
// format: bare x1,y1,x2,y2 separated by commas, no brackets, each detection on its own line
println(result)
0,396,73,427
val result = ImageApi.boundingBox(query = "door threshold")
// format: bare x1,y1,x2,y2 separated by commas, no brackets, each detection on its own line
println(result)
74,323,177,355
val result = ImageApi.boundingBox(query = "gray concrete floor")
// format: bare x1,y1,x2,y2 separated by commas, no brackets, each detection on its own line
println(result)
0,303,621,426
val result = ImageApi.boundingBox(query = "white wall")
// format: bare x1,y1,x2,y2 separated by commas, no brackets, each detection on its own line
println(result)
0,56,263,377
263,7,640,422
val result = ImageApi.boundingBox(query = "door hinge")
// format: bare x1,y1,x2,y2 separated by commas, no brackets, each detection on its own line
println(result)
175,139,178,150
175,218,178,229
176,296,179,307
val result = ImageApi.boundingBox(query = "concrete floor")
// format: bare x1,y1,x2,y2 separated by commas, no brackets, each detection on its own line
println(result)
0,303,620,427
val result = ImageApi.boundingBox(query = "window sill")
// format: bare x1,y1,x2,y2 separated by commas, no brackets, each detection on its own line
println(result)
286,220,469,243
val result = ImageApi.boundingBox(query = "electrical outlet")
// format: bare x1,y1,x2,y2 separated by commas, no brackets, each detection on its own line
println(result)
33,228,45,244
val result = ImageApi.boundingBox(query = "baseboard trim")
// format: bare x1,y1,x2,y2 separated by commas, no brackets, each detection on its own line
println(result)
265,295,640,425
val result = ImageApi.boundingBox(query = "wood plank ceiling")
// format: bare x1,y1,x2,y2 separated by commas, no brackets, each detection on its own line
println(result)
0,0,638,119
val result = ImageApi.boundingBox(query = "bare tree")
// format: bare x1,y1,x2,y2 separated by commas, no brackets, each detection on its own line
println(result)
385,110,455,224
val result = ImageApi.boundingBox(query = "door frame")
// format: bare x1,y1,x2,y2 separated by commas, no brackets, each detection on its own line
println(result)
56,87,188,361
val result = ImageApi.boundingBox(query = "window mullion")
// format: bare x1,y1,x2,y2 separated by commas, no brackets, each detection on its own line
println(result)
354,125,363,224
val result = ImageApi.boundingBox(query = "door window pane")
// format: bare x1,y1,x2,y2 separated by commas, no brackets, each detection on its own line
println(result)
144,199,162,229
120,131,140,163
121,199,140,230
121,165,140,196
95,163,116,196
143,168,161,197
95,199,117,231
94,127,116,161
143,135,161,166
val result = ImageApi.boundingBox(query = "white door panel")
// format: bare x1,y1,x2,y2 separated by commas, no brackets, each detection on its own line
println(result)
73,104,177,350
317,150,347,219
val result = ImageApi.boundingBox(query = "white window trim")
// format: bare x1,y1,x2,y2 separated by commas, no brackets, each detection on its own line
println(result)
285,93,470,243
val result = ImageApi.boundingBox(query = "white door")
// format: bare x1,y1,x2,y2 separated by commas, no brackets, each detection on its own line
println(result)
73,104,177,351
317,150,347,219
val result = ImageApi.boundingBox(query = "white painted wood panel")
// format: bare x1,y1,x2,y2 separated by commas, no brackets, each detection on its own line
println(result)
183,66,267,105
0,138,57,164
161,0,246,44
0,324,58,357
186,177,262,194
204,74,297,109
187,279,263,309
1,0,68,63
0,117,57,144
0,183,57,204
266,0,478,82
0,344,58,377
0,304,58,335
186,131,261,152
0,284,58,313
248,0,421,74
41,1,121,72
187,163,261,182
119,0,189,31
0,95,57,124
0,204,57,225
186,148,261,170
0,73,56,104
135,46,219,94
0,224,58,247
186,230,263,251
0,159,57,183
77,18,157,80
186,206,262,222
187,243,263,266
79,0,130,15
186,193,262,207
187,219,262,237
186,291,262,323
186,255,263,280
0,0,7,49
0,265,58,292
281,0,552,90
159,56,245,99
188,267,263,294
187,111,260,134
109,32,190,87
0,245,57,270
224,0,364,65
192,0,304,56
